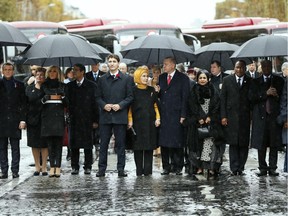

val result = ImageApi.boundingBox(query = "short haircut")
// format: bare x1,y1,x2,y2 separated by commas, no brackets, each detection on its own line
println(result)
107,54,120,62
74,63,85,73
211,60,221,67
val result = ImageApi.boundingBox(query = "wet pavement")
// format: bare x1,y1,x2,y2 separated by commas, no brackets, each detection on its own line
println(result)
0,131,287,215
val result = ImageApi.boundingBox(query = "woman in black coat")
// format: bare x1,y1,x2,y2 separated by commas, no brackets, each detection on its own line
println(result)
184,70,223,178
40,66,68,177
128,66,160,176
26,68,48,176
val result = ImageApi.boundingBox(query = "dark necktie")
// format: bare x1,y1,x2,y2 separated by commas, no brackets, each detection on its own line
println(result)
237,78,241,88
167,75,172,85
77,82,81,87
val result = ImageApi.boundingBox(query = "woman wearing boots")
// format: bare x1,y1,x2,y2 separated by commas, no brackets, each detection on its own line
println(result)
40,66,68,177
128,66,160,176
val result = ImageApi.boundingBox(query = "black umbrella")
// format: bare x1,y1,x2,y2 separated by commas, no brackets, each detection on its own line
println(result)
192,42,241,71
0,22,31,62
90,43,111,60
231,34,288,58
0,22,31,46
22,34,102,67
120,35,195,65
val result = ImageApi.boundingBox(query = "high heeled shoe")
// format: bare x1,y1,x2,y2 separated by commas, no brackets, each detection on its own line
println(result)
55,167,61,178
49,167,55,177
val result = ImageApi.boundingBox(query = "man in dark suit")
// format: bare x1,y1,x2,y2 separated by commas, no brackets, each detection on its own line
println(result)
158,57,190,175
210,60,228,93
249,60,284,177
220,60,252,176
0,63,27,179
245,60,261,79
86,63,105,83
85,62,105,152
67,63,99,175
96,54,133,177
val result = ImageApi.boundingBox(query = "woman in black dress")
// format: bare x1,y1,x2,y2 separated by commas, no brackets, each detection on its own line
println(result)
128,66,161,176
26,68,48,176
184,70,223,179
40,66,68,177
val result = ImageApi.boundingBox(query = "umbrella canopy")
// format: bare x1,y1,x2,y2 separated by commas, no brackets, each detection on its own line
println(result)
231,35,288,58
90,43,111,60
120,35,195,65
192,42,241,71
0,22,31,46
22,34,102,67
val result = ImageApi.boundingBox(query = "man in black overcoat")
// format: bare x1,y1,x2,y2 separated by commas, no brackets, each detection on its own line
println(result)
220,60,252,176
67,64,99,175
158,57,190,175
95,54,133,177
249,60,284,177
0,63,27,179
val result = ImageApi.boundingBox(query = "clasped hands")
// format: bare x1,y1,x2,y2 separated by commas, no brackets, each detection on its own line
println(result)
104,104,120,112
267,87,278,97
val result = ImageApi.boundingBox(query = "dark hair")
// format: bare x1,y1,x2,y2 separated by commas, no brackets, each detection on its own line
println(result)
164,57,176,65
73,64,85,73
1,62,14,70
36,67,46,73
196,69,210,82
211,60,221,67
107,54,120,63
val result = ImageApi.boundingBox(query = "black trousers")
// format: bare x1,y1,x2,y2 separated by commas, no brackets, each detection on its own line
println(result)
98,124,126,173
258,114,278,171
0,137,20,174
161,146,184,172
134,150,153,176
71,148,93,170
229,145,249,172
46,136,63,168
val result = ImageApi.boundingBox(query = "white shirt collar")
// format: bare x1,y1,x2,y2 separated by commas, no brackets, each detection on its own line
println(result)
77,77,84,85
168,71,176,78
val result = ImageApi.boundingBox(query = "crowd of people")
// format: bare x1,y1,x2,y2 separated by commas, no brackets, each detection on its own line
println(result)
0,54,287,180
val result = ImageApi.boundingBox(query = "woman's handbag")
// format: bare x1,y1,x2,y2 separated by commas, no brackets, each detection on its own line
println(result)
197,125,210,140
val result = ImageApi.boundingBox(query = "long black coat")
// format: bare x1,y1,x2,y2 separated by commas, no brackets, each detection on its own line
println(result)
184,83,223,153
220,74,252,147
67,79,99,149
25,84,46,148
96,71,133,124
249,74,284,150
40,78,68,137
0,77,26,138
130,86,158,151
158,71,190,148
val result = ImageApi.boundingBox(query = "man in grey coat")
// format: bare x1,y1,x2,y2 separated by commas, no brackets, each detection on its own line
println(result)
96,54,133,177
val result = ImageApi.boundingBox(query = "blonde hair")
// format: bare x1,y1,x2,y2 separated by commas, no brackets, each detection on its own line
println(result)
46,65,63,81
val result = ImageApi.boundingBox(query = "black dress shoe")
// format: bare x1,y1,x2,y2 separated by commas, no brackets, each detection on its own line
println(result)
84,168,91,175
0,173,8,179
268,170,279,176
175,170,182,175
230,171,238,176
33,171,40,176
96,172,105,177
71,169,79,175
42,172,48,176
238,171,245,176
118,171,127,177
256,171,267,177
161,170,170,175
12,173,19,179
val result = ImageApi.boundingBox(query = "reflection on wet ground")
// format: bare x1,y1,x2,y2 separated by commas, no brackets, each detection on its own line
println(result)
0,139,287,216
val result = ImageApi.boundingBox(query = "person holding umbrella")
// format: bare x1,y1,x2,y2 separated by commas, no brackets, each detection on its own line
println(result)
40,66,68,178
157,57,190,175
249,60,284,177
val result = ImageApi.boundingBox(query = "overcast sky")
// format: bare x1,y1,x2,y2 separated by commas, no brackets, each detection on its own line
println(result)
64,0,223,28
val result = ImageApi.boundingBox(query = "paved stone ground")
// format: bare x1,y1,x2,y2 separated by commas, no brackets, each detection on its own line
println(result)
0,131,287,215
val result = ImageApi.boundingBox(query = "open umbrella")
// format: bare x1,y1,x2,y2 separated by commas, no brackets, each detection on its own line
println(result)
22,34,102,67
120,35,195,65
0,22,31,62
231,35,288,58
90,43,111,60
192,42,240,71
